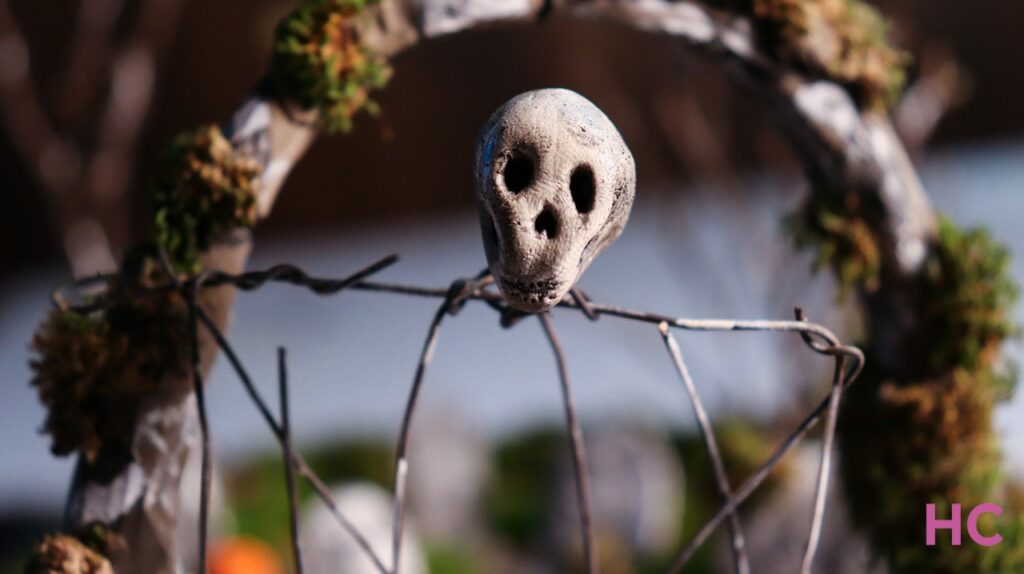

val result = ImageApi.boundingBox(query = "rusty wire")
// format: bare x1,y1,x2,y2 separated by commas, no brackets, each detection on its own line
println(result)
659,322,750,574
55,255,863,574
391,298,450,574
539,313,598,573
279,347,304,574
184,264,393,574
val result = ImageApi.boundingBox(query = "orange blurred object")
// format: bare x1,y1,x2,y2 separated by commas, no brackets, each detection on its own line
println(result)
208,537,284,574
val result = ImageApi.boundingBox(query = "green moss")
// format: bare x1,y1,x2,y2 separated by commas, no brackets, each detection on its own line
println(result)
153,125,261,274
787,190,883,297
788,171,1021,573
840,364,1021,573
272,0,392,134
29,247,190,464
922,218,1019,375
813,214,1022,573
708,0,908,109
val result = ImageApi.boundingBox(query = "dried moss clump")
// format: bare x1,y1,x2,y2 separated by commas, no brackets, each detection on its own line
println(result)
707,0,907,109
30,249,190,464
787,190,883,297
788,184,1022,572
837,217,1023,573
153,125,261,274
24,533,112,574
922,218,1020,378
755,0,908,109
272,0,391,133
839,366,1021,573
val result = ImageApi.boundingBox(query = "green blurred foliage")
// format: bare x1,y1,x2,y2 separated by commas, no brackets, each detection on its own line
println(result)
226,438,393,551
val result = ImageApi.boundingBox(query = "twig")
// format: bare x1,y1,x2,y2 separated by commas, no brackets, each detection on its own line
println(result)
0,1,74,193
895,48,966,151
279,347,304,574
54,0,123,125
0,0,185,275
539,313,597,574
658,323,749,574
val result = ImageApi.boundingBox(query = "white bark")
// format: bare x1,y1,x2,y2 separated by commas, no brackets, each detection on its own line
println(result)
64,90,315,572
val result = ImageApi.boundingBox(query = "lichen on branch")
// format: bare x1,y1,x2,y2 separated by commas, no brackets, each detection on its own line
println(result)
707,0,908,110
787,189,884,297
30,248,190,465
153,125,262,274
922,219,1020,378
272,0,392,133
840,368,1024,572
792,200,1023,572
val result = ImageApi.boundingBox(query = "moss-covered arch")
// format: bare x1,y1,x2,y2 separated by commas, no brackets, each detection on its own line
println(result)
37,0,1019,572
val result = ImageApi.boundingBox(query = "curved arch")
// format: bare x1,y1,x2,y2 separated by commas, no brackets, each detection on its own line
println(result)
233,0,938,364
61,2,1021,574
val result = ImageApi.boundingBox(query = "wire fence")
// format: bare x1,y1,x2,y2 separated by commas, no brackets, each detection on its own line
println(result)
55,252,864,574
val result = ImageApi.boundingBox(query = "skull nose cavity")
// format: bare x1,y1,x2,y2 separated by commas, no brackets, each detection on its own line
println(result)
534,206,559,239
570,164,596,214
503,150,534,193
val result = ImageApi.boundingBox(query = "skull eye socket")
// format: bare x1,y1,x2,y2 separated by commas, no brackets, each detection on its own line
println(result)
570,164,595,214
502,151,534,193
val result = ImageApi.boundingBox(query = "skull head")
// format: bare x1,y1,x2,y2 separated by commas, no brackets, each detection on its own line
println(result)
474,89,636,313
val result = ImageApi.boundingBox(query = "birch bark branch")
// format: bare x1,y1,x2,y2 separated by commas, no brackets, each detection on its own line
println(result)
63,90,318,572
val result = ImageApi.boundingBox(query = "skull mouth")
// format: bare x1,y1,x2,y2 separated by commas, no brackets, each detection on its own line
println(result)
498,276,564,311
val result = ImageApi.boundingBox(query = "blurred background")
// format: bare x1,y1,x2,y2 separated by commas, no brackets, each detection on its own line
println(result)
1,0,1022,572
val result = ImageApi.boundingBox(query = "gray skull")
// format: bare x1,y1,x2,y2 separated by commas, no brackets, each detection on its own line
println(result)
474,89,636,313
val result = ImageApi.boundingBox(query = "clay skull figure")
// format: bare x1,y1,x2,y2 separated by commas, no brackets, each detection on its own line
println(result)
475,89,636,313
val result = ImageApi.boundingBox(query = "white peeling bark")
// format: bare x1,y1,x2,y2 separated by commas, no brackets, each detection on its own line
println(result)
64,89,317,572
